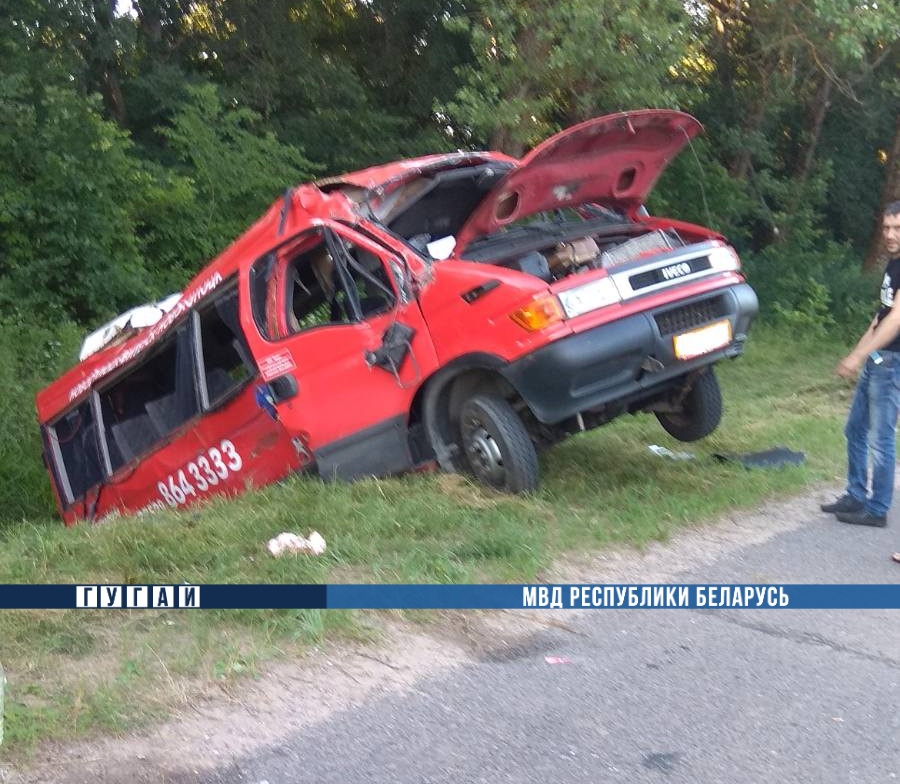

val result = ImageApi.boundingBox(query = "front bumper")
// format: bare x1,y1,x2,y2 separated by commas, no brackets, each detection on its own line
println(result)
501,283,758,424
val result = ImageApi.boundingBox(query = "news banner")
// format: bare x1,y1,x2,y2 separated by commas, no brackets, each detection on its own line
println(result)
0,584,900,609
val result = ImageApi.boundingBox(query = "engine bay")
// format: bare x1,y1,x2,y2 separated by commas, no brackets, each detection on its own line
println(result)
463,220,686,282
371,163,689,283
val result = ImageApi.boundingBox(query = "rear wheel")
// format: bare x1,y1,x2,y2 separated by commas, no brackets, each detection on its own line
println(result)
459,394,539,493
655,367,722,442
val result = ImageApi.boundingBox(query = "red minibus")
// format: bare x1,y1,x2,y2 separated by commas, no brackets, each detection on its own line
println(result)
37,110,757,524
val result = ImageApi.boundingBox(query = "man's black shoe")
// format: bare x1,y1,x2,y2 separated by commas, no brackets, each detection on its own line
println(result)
836,510,887,527
821,494,864,514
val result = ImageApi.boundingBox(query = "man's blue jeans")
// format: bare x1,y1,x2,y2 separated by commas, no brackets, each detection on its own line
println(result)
844,351,900,516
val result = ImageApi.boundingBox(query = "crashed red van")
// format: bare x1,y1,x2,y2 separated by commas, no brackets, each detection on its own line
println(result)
37,109,757,524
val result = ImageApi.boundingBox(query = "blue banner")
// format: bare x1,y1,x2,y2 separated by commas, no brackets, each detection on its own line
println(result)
0,584,326,610
1,583,900,610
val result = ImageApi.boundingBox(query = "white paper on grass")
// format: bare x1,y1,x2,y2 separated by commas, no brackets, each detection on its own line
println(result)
267,531,327,557
647,444,694,461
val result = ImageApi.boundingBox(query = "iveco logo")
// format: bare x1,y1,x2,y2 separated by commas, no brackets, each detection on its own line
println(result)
661,262,692,281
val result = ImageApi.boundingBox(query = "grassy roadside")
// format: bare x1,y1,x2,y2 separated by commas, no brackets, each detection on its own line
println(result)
0,325,852,757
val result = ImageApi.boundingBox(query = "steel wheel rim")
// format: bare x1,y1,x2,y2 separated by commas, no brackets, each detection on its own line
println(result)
464,419,505,485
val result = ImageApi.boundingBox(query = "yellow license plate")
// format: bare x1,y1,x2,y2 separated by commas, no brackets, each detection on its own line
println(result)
673,320,732,360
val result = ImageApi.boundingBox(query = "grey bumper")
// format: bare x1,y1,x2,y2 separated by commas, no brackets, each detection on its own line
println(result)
501,283,758,424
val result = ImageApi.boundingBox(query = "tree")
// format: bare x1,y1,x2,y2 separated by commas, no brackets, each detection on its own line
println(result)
0,80,152,322
442,0,692,154
83,0,130,124
865,114,900,270
691,0,899,250
150,83,317,273
168,0,463,174
0,2,152,322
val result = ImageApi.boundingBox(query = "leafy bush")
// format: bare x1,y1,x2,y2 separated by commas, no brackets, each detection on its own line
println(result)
650,137,757,249
742,241,877,340
0,80,153,324
154,84,318,265
0,317,82,523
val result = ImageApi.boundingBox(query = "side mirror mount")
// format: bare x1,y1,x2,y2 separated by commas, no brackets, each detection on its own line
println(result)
365,322,416,374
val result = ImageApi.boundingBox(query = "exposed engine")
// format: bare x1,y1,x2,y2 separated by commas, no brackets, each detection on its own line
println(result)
479,227,685,283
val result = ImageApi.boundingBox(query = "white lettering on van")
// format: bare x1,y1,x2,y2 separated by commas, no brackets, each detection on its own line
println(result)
157,439,244,508
68,273,224,402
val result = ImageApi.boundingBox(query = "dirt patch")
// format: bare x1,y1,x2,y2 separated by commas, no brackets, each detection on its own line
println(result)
1,622,472,784
0,487,831,784
551,490,816,584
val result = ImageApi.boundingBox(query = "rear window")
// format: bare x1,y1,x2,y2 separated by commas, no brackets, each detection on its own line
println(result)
47,400,104,505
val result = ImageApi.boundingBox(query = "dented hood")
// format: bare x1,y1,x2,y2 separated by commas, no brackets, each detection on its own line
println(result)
454,109,702,254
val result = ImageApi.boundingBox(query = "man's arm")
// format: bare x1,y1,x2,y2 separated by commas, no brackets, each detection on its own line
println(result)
837,309,900,377
852,316,879,352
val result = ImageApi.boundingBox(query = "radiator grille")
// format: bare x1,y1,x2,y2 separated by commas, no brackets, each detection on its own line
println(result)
654,296,728,336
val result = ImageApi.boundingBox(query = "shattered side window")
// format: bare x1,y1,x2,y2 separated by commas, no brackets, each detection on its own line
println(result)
99,330,199,472
197,286,254,407
47,400,104,505
249,252,275,340
286,233,352,333
339,241,396,319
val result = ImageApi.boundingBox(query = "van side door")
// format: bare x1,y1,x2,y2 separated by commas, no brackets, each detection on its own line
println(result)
241,225,438,480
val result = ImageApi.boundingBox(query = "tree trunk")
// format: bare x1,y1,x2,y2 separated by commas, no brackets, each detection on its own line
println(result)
729,78,769,181
104,70,127,128
488,13,543,157
864,114,900,271
797,77,832,181
135,0,163,46
91,0,127,126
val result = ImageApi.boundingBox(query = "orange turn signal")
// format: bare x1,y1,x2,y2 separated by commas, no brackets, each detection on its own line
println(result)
509,294,564,331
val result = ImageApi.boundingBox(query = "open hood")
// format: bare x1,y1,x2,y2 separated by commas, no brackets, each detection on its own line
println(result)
454,109,702,254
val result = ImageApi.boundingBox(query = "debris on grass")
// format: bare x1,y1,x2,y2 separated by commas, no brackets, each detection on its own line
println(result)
647,444,695,461
713,446,805,469
267,531,327,557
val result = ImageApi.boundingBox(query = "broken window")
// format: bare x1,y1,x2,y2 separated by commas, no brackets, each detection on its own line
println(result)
338,240,396,319
196,285,254,407
385,164,509,242
285,231,396,335
284,232,348,332
46,400,104,505
249,252,276,340
40,279,257,512
99,328,198,472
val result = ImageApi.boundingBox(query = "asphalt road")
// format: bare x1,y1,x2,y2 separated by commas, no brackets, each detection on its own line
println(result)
193,505,900,784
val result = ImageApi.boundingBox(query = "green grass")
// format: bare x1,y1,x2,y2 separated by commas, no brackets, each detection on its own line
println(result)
0,324,852,757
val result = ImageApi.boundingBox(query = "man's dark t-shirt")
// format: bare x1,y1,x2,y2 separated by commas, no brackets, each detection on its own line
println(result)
876,256,900,353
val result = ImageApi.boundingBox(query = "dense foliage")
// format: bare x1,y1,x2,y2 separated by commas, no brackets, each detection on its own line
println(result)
0,0,897,518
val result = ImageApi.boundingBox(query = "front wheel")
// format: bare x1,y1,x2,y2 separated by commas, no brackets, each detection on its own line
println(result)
655,367,723,442
459,394,539,493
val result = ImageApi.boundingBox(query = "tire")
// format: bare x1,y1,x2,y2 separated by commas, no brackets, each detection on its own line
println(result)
458,394,539,493
655,367,723,442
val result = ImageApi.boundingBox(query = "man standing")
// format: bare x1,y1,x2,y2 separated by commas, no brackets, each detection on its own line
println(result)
822,201,900,530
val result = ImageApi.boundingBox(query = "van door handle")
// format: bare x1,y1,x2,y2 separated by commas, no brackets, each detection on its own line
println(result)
255,376,298,421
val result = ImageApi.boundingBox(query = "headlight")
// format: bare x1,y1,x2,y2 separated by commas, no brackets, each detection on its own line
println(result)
707,244,741,272
557,277,621,319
